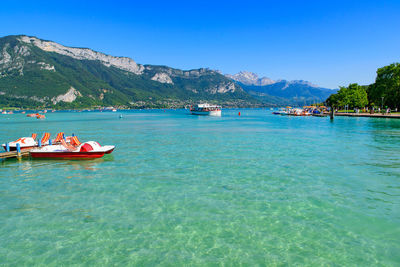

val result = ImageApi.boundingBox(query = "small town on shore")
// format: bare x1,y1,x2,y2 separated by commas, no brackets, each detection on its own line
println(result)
1,61,398,119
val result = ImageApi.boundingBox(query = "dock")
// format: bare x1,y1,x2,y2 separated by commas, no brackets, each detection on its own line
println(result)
0,149,32,159
335,113,400,119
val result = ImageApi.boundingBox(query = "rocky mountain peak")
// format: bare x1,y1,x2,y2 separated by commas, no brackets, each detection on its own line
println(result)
288,80,319,88
0,34,252,108
226,71,276,86
18,35,144,74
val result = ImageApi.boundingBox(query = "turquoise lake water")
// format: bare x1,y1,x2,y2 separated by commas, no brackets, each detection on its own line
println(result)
1,109,399,266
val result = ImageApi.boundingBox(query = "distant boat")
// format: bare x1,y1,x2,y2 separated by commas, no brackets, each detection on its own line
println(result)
312,113,328,117
284,108,312,116
273,108,286,115
112,108,117,112
190,103,222,116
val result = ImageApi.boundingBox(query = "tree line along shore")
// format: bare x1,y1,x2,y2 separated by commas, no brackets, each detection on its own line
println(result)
326,63,399,112
1,63,398,112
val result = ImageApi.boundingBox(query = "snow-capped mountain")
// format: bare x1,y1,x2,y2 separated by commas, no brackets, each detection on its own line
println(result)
226,71,336,105
225,71,276,86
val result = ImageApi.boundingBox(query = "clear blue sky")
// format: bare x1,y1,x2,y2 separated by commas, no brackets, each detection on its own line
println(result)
1,0,399,88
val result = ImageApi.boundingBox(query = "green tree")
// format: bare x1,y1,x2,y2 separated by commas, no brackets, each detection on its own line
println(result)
369,63,400,108
348,83,368,108
326,83,368,108
326,92,340,107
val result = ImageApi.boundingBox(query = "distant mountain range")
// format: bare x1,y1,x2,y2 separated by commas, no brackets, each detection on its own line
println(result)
0,35,336,108
226,71,337,106
226,71,276,86
0,35,256,108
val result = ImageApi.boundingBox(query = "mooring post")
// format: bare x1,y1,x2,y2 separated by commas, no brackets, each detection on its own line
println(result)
330,107,334,120
16,143,21,158
6,143,10,152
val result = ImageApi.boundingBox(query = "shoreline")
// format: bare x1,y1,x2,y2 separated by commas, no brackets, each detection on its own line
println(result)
335,112,400,119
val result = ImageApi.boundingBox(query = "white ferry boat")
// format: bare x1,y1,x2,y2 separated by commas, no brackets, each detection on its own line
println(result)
190,103,222,116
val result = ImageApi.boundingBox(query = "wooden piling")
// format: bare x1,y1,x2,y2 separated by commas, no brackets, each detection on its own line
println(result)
16,143,21,158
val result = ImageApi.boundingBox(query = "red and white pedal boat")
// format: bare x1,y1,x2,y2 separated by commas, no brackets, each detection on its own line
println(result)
30,141,115,159
2,133,51,151
2,137,38,151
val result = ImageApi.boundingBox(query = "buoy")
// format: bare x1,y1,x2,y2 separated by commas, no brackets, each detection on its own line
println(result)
238,112,241,116
119,114,123,119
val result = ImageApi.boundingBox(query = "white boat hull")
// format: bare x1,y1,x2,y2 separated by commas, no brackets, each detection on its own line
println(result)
2,137,38,151
190,110,221,116
30,142,115,159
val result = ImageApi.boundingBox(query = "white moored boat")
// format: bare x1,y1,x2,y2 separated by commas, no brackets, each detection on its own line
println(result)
30,141,115,159
2,137,37,151
190,103,222,116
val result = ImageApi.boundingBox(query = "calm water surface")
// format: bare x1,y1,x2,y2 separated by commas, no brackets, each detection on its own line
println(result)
1,110,399,266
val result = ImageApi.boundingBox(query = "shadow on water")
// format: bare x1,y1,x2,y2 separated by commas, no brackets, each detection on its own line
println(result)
0,117,113,125
368,118,400,144
368,117,400,129
1,155,114,171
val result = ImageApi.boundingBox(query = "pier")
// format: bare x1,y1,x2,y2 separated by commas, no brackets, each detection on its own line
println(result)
335,113,400,119
0,143,33,159
0,149,32,159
